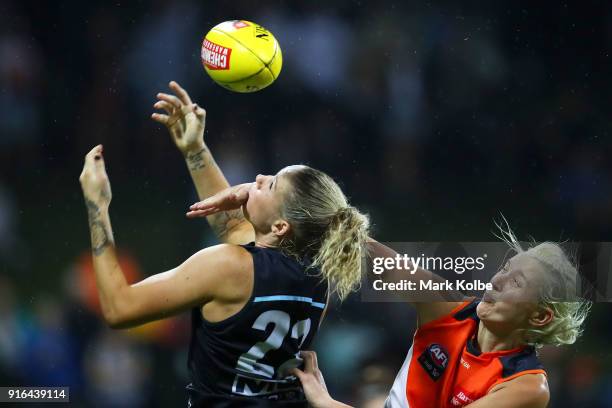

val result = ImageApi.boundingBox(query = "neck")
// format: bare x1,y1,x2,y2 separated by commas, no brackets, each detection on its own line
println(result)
254,231,281,248
477,321,526,353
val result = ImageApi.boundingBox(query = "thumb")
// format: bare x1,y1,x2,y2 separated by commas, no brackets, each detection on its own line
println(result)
192,103,206,119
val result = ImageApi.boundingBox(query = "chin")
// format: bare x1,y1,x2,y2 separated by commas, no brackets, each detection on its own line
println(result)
476,301,492,319
243,201,255,222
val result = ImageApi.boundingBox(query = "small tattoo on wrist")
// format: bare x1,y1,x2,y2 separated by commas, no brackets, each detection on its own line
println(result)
186,147,209,171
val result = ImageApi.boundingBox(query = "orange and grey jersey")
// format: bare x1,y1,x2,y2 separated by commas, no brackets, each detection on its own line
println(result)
385,299,546,408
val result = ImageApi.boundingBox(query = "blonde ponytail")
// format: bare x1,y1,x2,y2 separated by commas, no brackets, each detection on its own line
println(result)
313,207,370,301
278,165,370,301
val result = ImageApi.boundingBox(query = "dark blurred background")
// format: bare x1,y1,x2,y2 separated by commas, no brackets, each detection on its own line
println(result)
1,0,611,406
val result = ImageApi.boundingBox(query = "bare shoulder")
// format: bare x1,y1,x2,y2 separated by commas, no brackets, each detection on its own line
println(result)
490,374,549,406
184,244,254,301
197,242,253,261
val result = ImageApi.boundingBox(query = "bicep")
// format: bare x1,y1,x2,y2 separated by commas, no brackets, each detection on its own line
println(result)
111,245,249,328
465,375,549,408
367,239,465,325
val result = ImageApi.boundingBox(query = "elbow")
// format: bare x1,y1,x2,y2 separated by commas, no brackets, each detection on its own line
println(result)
103,310,126,329
105,317,123,330
101,293,132,329
104,312,137,330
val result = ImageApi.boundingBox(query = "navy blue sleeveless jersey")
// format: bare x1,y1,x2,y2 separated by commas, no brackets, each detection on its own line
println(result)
186,243,328,407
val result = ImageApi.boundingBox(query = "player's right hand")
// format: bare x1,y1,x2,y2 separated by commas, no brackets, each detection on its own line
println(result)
186,183,251,218
152,81,206,155
79,144,112,209
290,351,339,408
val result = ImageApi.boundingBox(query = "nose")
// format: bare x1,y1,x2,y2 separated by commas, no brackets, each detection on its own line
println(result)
490,274,505,292
255,174,264,187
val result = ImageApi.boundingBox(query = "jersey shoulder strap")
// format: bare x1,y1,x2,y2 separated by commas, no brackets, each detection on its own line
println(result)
240,242,327,302
499,347,544,378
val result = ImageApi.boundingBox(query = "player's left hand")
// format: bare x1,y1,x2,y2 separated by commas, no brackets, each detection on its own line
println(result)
79,144,112,208
186,183,251,218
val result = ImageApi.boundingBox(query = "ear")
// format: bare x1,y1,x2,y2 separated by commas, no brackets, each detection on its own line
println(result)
271,219,291,238
529,306,554,328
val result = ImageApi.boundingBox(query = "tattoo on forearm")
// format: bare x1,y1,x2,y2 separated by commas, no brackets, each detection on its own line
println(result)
185,147,210,171
90,220,111,256
211,209,247,238
85,198,113,256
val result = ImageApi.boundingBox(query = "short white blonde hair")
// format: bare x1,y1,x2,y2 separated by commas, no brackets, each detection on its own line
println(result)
494,218,591,348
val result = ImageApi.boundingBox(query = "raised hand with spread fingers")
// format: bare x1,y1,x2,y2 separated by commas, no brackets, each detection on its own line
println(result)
152,81,255,245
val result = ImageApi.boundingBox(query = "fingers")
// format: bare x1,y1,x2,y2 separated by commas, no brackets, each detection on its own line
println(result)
186,197,224,218
169,81,192,105
235,188,249,202
151,112,170,125
84,145,106,168
189,199,218,210
80,144,107,182
190,201,210,211
186,208,220,218
300,351,318,373
156,92,182,110
85,144,103,159
190,196,227,210
153,100,176,115
289,367,305,381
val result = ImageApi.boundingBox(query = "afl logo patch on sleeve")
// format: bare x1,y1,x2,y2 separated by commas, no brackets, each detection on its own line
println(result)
418,343,449,381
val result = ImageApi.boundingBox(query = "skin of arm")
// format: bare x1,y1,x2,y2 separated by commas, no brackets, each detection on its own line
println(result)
183,145,253,243
152,81,255,245
465,374,550,408
79,145,253,329
367,239,465,326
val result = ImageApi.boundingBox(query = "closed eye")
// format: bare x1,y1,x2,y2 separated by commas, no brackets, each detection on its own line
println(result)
270,175,277,191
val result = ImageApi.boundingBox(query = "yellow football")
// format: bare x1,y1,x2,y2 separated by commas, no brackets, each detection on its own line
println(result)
201,20,282,93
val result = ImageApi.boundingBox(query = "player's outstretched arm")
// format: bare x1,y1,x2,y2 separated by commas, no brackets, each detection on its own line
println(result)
152,81,254,245
79,145,252,329
367,239,466,326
